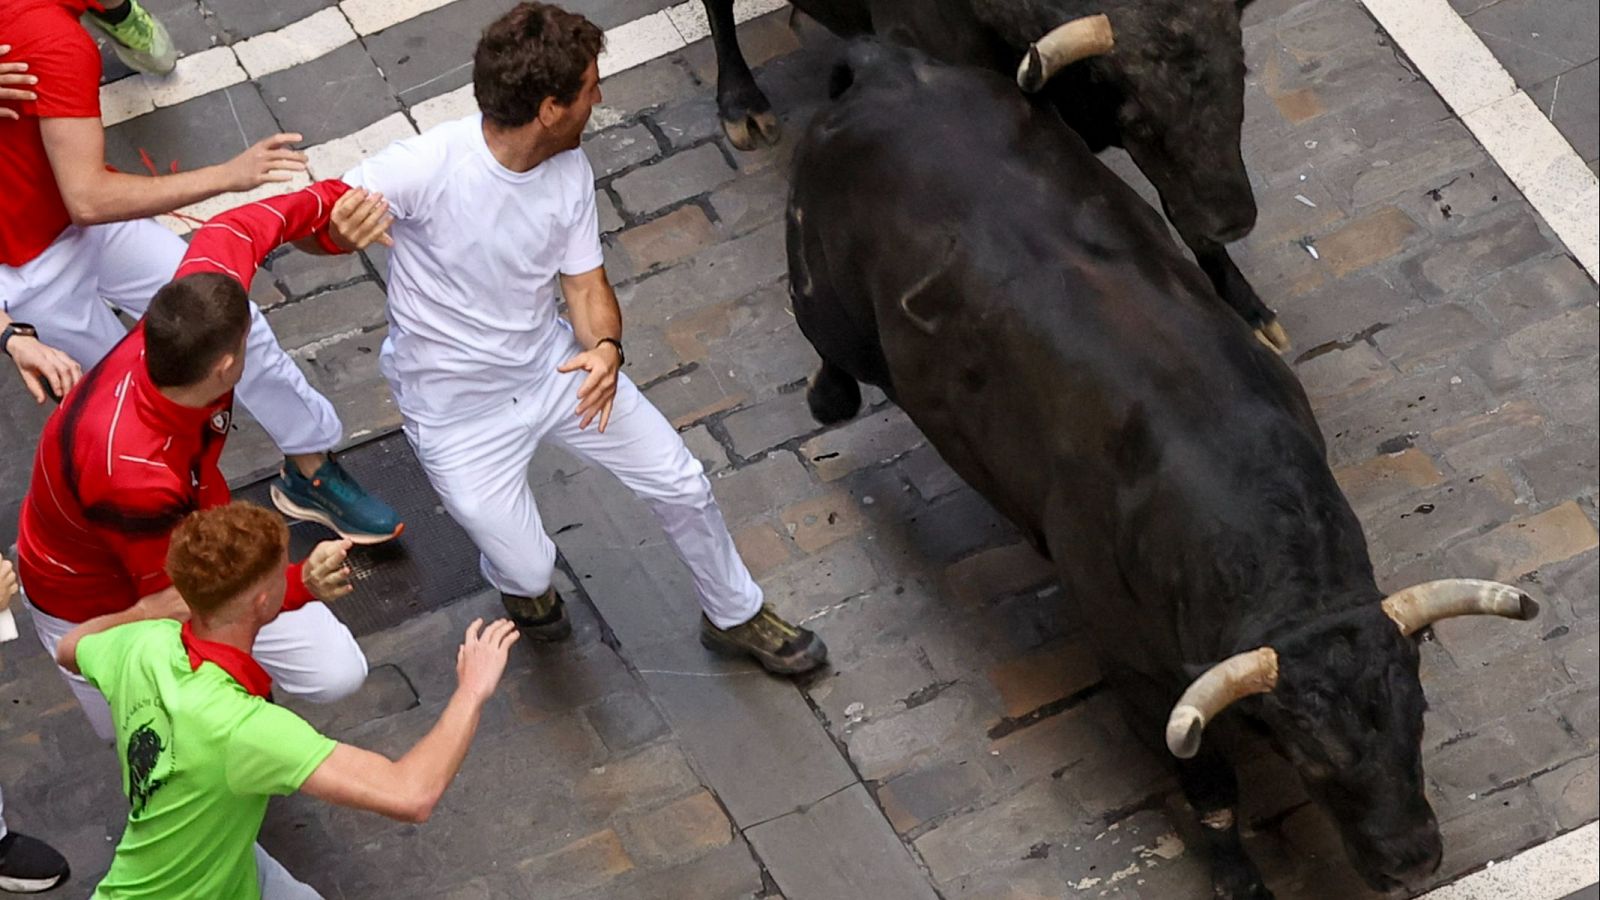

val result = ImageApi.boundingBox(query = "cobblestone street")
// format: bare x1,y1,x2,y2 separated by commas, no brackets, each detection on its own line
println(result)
0,0,1595,897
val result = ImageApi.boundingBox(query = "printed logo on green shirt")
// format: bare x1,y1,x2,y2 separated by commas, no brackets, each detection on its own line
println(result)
123,702,174,820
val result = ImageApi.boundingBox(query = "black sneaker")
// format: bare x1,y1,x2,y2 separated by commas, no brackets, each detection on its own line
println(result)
501,588,572,642
700,604,828,675
0,832,69,893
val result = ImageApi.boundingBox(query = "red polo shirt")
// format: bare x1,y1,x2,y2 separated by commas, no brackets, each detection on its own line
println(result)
0,0,106,266
16,180,354,622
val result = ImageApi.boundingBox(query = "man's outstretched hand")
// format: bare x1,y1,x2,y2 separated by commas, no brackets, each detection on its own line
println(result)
303,539,355,601
7,333,83,405
222,133,308,192
456,618,519,704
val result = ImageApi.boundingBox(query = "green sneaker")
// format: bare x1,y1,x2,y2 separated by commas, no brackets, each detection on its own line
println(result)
89,1,177,76
501,588,572,642
700,604,828,676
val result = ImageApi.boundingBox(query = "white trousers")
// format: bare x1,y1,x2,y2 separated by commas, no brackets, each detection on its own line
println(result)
26,597,368,741
402,340,763,629
255,844,323,899
0,220,343,455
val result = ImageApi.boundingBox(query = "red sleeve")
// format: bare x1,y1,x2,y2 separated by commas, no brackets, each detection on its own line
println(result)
281,562,315,613
23,8,102,119
175,180,353,292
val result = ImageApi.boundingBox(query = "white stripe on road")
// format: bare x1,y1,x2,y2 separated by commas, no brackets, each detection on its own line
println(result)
101,0,787,128
1418,822,1598,900
232,8,359,80
1361,0,1599,280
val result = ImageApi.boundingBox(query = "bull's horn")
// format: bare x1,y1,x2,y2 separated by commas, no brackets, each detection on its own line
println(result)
1380,579,1539,636
1165,647,1278,759
1018,14,1116,93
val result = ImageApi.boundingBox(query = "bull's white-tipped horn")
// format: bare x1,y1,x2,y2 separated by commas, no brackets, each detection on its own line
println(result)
1165,647,1278,759
1018,14,1116,93
1380,578,1540,636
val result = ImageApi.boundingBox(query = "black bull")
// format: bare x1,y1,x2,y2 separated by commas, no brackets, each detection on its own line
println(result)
787,43,1538,898
699,0,1289,349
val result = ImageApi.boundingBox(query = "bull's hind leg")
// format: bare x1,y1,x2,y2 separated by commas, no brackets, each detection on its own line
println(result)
703,0,781,149
1177,751,1275,900
806,360,862,424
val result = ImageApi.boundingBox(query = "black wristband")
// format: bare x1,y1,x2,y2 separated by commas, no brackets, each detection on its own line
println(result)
596,337,625,367
1,322,39,358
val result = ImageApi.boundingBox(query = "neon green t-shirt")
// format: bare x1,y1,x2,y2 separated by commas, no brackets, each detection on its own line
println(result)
78,620,337,900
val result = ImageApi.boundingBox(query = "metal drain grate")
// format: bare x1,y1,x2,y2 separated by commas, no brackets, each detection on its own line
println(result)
235,432,485,637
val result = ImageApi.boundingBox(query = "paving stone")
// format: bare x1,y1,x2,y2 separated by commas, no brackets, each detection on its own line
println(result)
721,390,818,459
651,94,722,150
1445,501,1600,582
573,741,702,819
1467,0,1598,88
898,445,967,503
616,204,716,273
258,42,402,146
105,82,280,172
1518,439,1600,507
703,171,785,237
601,842,765,900
515,828,635,898
616,789,733,866
1372,304,1495,374
745,783,939,900
281,662,418,734
1311,205,1420,278
1430,400,1547,476
808,646,942,726
583,690,670,755
913,778,1087,883
1333,448,1446,515
591,56,696,121
584,124,661,179
265,280,388,352
619,221,787,325
709,451,818,524
249,273,289,310
637,640,856,825
778,489,867,554
845,687,990,781
986,638,1102,720
1318,368,1493,467
269,247,371,298
598,191,625,234
759,539,880,624
1402,213,1553,297
731,520,796,579
206,0,330,41
612,144,736,216
1293,342,1394,403
943,542,1055,607
298,326,403,439
798,409,926,481
1503,306,1600,367
1530,754,1598,830
901,488,1017,565
679,423,730,475
1528,58,1599,162
641,365,748,429
1348,132,1489,208
1472,255,1597,332
877,758,993,834
1367,474,1520,581
364,0,506,106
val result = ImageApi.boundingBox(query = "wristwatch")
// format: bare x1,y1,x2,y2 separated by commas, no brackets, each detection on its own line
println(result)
0,322,38,358
597,337,625,367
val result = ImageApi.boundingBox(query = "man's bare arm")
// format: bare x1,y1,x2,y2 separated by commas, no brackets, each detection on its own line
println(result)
300,620,518,822
41,118,307,226
55,587,187,674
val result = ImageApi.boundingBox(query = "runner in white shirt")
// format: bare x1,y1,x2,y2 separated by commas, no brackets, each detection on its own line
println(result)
344,2,827,675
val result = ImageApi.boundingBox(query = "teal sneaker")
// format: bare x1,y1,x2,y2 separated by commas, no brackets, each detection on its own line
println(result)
269,456,404,545
88,0,177,76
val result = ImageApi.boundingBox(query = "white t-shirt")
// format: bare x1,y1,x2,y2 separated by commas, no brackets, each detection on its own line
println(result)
343,114,605,427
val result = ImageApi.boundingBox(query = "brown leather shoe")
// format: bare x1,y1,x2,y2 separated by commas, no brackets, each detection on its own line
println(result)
501,588,572,641
700,604,828,675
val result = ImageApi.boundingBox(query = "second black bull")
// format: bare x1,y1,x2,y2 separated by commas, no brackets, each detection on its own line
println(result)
700,0,1290,351
787,41,1539,899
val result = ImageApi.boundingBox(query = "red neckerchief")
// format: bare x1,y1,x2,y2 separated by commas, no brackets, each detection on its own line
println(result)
180,623,272,698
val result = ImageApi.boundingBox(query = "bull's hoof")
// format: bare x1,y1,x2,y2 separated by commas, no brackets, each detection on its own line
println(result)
806,364,861,425
1253,318,1291,355
722,109,782,151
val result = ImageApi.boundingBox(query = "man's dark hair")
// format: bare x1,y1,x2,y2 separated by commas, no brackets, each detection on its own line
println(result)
143,272,250,388
474,3,605,127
